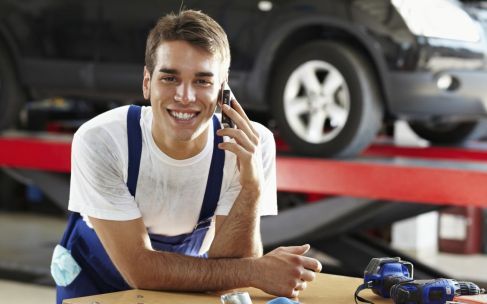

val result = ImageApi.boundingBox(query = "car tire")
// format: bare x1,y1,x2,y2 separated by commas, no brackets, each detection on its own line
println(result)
408,120,482,144
271,41,383,158
0,45,24,130
0,171,26,211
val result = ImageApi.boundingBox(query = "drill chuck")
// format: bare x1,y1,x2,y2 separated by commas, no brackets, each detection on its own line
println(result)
458,281,484,296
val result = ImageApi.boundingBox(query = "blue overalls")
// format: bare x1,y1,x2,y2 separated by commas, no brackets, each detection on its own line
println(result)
52,105,225,303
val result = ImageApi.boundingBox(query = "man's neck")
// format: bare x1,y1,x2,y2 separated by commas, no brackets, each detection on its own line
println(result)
151,127,209,160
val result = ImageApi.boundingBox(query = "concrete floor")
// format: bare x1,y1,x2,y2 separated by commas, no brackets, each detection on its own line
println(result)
0,279,55,303
0,212,64,285
1,211,486,304
0,212,63,303
418,252,487,283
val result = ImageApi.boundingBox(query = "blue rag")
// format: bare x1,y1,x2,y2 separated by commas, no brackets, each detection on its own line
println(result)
267,297,299,304
50,244,81,287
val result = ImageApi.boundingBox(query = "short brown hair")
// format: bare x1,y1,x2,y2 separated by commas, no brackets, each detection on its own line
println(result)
145,10,231,76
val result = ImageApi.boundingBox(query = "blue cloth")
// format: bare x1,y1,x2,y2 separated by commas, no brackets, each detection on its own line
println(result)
53,105,225,303
51,245,81,287
267,297,300,304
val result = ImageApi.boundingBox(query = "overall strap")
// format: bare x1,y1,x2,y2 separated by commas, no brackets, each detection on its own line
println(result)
59,212,81,247
197,115,225,223
126,105,142,197
126,107,224,223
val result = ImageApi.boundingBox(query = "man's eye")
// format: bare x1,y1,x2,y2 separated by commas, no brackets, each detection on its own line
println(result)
161,76,176,82
196,79,212,86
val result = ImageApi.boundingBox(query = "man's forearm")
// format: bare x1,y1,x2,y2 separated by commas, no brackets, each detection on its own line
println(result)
208,187,262,258
128,249,254,291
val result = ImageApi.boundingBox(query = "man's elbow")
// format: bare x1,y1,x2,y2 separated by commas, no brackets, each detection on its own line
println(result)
123,267,163,290
249,246,263,258
237,249,262,259
119,252,161,290
121,265,149,289
124,275,140,289
241,243,263,258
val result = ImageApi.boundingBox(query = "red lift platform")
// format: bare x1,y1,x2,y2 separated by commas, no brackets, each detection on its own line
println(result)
1,131,487,279
2,131,487,207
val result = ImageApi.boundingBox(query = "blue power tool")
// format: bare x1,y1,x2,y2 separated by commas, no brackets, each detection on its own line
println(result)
354,257,484,304
390,278,483,304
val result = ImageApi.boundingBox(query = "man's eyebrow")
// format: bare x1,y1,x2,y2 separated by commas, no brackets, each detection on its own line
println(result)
158,69,214,78
159,68,179,74
195,72,214,77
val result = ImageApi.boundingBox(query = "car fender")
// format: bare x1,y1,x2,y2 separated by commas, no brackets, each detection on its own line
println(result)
0,21,23,81
246,16,391,111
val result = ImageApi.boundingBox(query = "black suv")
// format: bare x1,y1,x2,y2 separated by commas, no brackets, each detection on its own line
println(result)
1,0,487,157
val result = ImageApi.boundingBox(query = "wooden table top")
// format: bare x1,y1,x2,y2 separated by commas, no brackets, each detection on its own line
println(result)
64,273,392,304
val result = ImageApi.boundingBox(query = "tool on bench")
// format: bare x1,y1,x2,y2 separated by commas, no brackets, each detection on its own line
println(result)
355,257,484,304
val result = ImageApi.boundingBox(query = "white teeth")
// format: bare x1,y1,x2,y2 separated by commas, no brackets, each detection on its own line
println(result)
170,111,196,120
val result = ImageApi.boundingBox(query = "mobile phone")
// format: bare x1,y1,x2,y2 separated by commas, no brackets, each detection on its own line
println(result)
220,88,235,128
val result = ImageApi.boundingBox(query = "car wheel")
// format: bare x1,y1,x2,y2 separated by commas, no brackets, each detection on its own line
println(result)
0,171,26,211
408,120,481,144
271,41,383,158
0,45,24,130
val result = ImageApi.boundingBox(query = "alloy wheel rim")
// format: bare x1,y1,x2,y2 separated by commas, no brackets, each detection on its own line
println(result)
283,60,350,144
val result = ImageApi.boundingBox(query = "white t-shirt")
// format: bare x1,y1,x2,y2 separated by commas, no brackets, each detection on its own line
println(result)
68,105,277,252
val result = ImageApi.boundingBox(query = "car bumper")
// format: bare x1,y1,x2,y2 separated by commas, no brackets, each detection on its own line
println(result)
386,69,487,121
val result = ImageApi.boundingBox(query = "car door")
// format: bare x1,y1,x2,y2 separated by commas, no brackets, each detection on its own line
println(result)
96,0,184,101
96,0,268,103
196,0,271,100
7,0,100,96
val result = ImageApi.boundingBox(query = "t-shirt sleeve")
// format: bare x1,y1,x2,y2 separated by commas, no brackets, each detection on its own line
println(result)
215,123,278,216
68,127,141,220
259,126,278,216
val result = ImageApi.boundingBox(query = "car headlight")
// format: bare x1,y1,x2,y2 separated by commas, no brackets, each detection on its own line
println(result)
392,0,481,42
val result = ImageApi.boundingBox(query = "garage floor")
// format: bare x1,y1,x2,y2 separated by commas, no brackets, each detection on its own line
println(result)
0,212,63,286
0,279,55,303
0,212,62,303
1,211,486,303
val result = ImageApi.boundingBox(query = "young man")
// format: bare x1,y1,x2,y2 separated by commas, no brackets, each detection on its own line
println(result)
51,10,321,303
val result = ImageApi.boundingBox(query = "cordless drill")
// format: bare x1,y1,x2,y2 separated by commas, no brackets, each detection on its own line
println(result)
390,278,483,304
354,257,485,304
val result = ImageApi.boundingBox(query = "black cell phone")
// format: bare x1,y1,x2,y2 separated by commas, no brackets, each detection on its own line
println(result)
220,88,234,128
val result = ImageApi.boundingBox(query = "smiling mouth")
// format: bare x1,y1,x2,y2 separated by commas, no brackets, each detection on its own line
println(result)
167,109,199,121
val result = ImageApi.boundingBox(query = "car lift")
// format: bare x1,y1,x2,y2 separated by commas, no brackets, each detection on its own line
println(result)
1,131,487,280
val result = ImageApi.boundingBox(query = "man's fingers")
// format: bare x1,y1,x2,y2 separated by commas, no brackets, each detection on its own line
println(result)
218,142,248,157
295,280,308,291
276,244,310,255
301,268,317,282
217,128,255,153
222,103,250,131
221,102,258,144
231,99,259,136
302,256,322,273
230,98,250,122
290,289,299,298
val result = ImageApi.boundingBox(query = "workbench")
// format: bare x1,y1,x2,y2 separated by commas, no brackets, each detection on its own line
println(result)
64,273,391,304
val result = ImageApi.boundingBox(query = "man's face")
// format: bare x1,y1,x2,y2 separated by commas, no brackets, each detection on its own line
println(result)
143,40,226,149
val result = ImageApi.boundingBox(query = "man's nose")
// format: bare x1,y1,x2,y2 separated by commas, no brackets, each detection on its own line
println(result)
174,83,196,104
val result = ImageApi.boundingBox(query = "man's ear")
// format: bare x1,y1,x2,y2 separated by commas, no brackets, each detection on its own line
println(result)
223,70,229,85
142,66,151,100
219,71,229,93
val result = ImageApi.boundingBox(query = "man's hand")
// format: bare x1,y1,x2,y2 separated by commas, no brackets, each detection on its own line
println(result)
209,97,266,258
251,244,323,298
89,217,321,296
217,98,262,191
